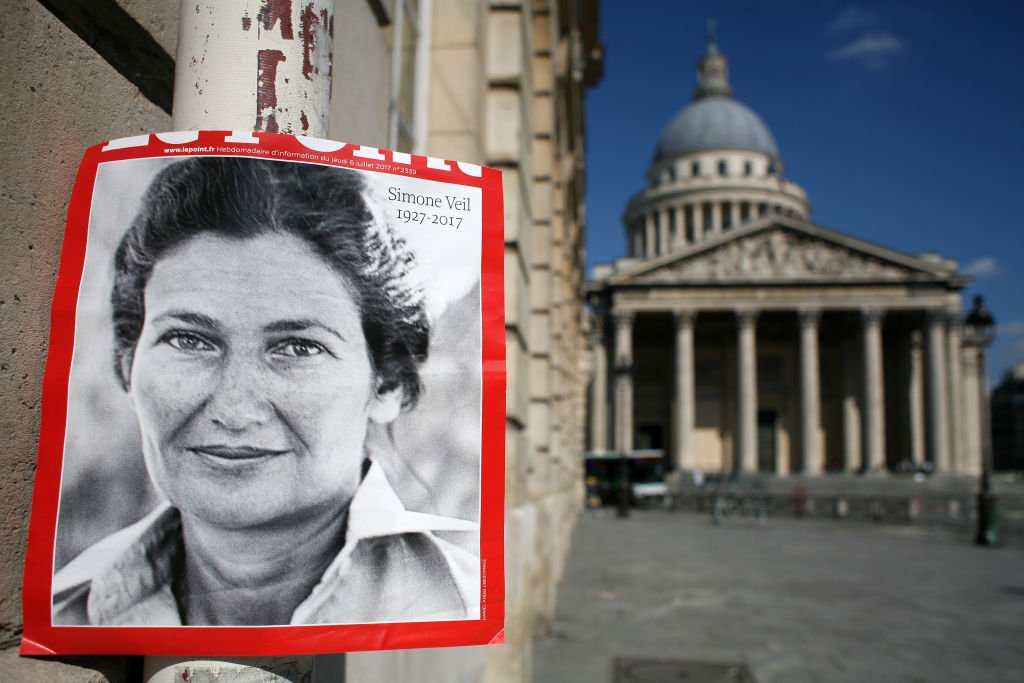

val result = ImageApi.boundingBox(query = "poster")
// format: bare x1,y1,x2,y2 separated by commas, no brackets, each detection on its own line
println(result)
21,132,505,655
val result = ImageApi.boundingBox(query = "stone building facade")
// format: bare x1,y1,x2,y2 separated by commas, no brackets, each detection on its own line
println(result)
992,363,1024,472
587,38,985,479
0,1,600,681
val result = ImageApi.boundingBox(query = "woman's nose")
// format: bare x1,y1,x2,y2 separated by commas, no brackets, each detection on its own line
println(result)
205,354,273,430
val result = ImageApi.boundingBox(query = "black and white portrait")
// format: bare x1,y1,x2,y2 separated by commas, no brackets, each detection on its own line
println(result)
49,154,484,627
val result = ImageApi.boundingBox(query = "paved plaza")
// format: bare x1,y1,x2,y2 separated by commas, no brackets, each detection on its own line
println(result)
533,509,1024,683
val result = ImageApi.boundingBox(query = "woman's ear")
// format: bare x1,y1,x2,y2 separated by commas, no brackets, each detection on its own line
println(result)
367,382,403,424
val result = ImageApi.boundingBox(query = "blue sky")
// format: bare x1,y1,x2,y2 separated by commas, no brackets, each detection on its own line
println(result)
584,1,1024,383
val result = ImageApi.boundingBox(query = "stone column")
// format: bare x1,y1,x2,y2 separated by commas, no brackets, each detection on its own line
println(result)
644,212,656,259
711,201,723,236
959,344,982,476
729,201,740,230
862,309,886,472
673,310,696,471
799,309,822,475
589,317,609,453
946,315,963,473
613,312,634,454
842,335,862,472
926,311,950,471
909,330,925,467
658,207,670,255
696,202,707,239
736,310,758,474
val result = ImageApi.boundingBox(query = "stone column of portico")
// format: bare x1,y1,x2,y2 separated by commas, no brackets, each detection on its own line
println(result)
729,201,740,230
589,317,609,452
841,335,862,472
799,309,822,475
675,205,685,248
862,309,886,472
736,310,759,474
945,314,964,473
613,312,635,454
644,212,656,258
673,310,696,471
696,203,707,239
909,331,925,467
710,201,723,236
925,311,950,471
658,207,670,255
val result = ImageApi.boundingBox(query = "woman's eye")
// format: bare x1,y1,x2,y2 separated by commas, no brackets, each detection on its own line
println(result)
161,331,216,353
271,339,326,358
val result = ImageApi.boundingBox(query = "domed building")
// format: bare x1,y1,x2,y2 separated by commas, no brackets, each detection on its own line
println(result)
586,36,987,479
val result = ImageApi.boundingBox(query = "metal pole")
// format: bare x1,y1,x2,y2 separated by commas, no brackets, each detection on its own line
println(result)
617,451,630,518
146,2,339,680
172,0,334,134
975,346,997,546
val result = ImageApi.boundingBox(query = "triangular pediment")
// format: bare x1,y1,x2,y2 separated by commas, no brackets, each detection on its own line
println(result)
606,216,960,286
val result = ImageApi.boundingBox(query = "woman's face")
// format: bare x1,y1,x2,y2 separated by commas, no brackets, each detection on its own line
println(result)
128,231,401,530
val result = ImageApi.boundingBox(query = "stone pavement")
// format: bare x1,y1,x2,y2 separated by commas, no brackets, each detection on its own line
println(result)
533,509,1024,683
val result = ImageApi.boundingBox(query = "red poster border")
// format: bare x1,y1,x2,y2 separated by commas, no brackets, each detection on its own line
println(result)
21,132,505,656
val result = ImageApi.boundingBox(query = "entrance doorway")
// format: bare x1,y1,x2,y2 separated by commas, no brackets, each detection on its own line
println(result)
635,424,664,451
757,410,777,473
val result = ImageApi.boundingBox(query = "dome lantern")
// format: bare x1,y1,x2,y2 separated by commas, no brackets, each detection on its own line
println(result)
694,19,732,100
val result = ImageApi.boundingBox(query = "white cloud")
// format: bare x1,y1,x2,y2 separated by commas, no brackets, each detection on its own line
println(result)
828,32,904,65
1002,320,1024,336
962,257,1003,278
828,6,877,33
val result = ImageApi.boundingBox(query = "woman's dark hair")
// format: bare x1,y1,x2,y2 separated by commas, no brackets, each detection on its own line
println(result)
111,157,429,408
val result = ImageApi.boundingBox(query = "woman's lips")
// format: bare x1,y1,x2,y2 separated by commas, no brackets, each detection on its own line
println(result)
188,445,289,461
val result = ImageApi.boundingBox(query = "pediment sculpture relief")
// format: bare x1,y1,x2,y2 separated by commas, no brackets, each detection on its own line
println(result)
649,229,908,281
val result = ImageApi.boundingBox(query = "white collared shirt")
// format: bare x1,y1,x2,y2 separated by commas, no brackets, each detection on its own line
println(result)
53,463,481,625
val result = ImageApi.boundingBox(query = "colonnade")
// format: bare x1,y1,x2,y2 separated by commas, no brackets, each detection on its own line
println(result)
589,306,972,476
628,199,804,258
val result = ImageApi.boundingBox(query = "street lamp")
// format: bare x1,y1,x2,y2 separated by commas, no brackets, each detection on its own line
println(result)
614,355,633,518
964,295,997,545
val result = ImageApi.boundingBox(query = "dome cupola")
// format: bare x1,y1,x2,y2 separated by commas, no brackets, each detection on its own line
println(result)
654,22,779,163
621,24,810,261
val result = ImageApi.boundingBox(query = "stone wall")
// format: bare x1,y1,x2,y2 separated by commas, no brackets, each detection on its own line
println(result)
0,1,172,679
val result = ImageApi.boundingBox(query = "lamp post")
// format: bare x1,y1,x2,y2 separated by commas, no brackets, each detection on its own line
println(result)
614,355,633,518
964,295,997,546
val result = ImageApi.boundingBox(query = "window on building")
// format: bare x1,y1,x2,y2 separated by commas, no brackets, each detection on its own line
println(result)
744,161,752,176
718,159,728,176
767,161,777,176
691,161,701,177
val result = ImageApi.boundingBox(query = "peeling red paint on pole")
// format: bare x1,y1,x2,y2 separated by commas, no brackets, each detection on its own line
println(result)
256,49,287,132
300,2,323,80
257,0,295,39
173,1,333,137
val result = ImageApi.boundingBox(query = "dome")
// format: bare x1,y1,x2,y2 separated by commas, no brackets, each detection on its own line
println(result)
653,95,779,163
